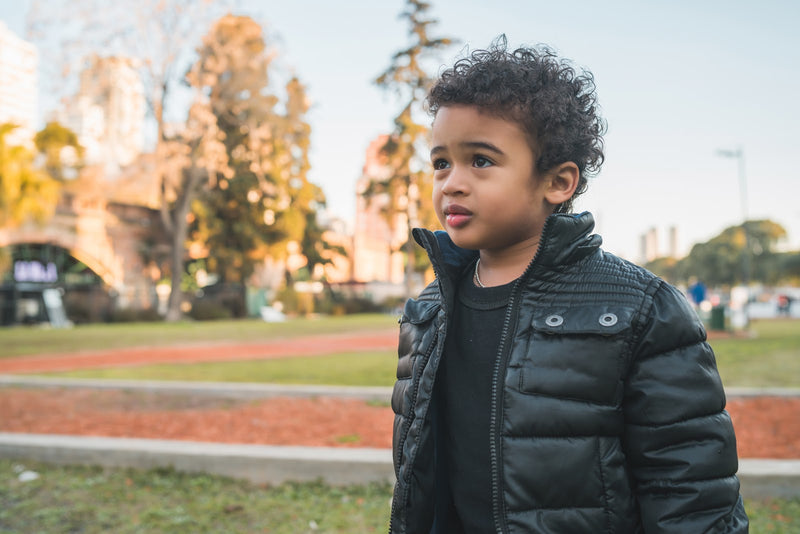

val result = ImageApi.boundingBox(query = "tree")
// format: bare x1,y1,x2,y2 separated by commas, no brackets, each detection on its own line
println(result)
648,219,791,286
0,124,60,228
28,0,242,321
33,121,84,180
363,0,454,296
187,16,333,290
159,100,230,320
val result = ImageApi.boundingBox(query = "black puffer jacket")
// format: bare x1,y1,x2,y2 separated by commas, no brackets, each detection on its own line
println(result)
390,212,748,533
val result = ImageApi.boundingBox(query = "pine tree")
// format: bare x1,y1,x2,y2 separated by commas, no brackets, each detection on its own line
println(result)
364,0,454,295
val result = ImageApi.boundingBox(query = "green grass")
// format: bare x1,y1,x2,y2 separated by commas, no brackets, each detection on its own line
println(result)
6,316,800,389
710,319,800,388
0,314,396,358
51,351,398,387
0,460,391,533
0,460,796,533
37,318,800,389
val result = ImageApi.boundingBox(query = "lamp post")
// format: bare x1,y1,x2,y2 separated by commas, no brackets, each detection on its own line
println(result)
716,147,750,327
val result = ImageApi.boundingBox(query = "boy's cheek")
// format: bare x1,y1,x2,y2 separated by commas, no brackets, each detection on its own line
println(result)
433,209,447,230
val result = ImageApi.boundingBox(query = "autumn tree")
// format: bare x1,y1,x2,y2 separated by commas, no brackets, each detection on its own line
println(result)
28,0,244,320
159,101,230,320
0,124,60,227
33,121,84,181
278,77,344,282
363,0,454,296
187,15,333,292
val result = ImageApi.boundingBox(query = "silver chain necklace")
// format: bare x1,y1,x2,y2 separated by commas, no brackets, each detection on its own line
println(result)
473,258,485,288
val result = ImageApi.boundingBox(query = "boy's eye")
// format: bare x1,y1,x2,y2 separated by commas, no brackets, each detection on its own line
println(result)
473,156,493,168
432,158,450,170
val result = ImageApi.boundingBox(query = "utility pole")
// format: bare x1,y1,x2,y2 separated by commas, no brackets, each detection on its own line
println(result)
716,147,750,327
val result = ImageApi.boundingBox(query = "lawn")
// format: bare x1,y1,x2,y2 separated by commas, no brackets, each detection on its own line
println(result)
26,317,800,389
710,319,800,388
0,314,397,358
53,351,399,387
0,460,391,533
1,460,797,534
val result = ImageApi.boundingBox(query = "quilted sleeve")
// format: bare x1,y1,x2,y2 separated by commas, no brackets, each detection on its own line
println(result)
624,280,749,533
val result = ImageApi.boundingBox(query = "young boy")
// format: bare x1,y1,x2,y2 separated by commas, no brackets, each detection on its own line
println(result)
389,38,749,533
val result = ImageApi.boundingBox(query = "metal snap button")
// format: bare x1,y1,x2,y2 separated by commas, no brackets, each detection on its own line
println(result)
545,314,564,327
599,313,618,327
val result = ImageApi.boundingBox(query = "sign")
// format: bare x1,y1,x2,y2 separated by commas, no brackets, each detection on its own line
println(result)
14,260,58,283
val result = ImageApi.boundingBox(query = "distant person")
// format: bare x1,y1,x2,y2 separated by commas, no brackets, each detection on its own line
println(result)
389,37,748,533
777,294,792,316
688,277,708,307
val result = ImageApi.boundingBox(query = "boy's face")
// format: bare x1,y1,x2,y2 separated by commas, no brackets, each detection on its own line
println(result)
430,105,554,254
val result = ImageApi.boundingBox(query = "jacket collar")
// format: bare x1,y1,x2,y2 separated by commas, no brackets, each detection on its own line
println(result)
413,211,602,284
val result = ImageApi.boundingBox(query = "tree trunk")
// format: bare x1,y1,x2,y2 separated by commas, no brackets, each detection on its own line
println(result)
164,211,188,322
164,166,202,321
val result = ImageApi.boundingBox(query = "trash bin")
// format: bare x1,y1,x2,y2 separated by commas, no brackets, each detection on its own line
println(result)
709,306,726,331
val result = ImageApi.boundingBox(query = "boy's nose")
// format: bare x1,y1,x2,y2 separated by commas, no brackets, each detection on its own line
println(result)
440,167,468,195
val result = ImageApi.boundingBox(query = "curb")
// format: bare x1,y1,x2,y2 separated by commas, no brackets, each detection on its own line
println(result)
0,433,394,486
738,459,800,499
0,375,394,401
1,433,798,498
3,375,798,400
725,387,800,398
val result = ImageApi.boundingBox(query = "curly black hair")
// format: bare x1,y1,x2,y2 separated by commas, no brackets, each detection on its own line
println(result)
426,36,606,214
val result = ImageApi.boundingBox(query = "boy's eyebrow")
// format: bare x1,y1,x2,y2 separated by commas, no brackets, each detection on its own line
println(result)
430,141,505,158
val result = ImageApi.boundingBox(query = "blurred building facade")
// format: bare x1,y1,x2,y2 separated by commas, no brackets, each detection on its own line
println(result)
60,55,144,174
0,22,38,146
353,135,406,286
639,225,680,262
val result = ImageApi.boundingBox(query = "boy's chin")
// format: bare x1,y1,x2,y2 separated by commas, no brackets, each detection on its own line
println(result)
447,234,481,251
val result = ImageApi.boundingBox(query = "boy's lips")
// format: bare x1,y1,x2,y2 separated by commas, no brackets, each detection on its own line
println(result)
444,205,472,228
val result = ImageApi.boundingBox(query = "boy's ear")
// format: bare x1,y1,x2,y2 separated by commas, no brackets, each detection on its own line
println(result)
544,162,580,206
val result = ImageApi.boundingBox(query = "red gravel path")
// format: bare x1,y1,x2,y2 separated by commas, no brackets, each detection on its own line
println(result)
0,388,394,449
0,388,796,457
0,331,398,374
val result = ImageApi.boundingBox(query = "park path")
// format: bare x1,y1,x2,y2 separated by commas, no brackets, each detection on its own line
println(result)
0,329,398,374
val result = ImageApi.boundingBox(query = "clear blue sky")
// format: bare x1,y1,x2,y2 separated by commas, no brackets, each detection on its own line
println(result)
2,0,799,261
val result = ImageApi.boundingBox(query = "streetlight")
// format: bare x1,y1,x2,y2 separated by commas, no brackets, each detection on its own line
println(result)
716,147,750,328
715,148,748,224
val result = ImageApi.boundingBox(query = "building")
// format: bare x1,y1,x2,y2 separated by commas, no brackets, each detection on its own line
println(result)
639,225,681,263
640,226,659,263
352,135,407,289
0,22,38,146
667,225,680,259
60,55,144,174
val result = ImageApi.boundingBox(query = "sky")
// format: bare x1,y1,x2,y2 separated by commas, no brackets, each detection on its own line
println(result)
2,0,799,261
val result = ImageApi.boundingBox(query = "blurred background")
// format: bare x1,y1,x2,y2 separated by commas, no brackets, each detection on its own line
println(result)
1,0,798,326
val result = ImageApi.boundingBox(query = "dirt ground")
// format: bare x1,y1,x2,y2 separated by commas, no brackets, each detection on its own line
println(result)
0,388,797,458
0,331,797,457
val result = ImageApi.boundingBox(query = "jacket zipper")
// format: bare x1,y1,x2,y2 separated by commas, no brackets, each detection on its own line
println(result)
390,327,440,533
489,216,554,533
390,229,449,534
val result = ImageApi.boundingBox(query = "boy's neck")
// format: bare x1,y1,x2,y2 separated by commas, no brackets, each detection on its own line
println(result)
476,238,540,287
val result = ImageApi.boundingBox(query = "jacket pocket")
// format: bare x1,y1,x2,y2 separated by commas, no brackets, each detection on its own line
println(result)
518,306,634,405
393,298,440,401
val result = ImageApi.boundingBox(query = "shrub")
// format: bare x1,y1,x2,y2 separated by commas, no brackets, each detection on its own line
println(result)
188,300,233,321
